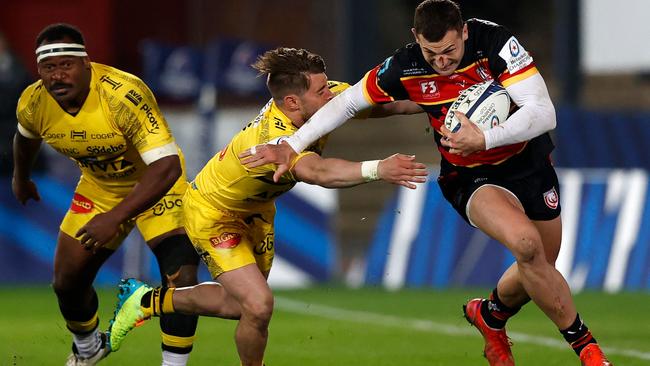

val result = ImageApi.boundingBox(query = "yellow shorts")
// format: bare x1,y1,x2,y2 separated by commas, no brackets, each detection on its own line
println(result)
60,176,188,250
183,188,275,279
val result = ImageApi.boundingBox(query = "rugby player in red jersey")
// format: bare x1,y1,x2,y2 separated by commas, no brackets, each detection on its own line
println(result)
239,1,613,365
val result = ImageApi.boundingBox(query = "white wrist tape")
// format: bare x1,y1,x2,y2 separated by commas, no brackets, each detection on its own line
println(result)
361,160,380,182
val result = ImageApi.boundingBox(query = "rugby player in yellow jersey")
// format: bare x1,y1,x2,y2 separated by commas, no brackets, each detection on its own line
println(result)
12,24,199,366
107,47,428,366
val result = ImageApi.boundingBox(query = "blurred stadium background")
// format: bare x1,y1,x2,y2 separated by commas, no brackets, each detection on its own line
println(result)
1,0,649,365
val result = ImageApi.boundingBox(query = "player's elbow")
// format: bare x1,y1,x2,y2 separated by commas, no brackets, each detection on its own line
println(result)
538,97,557,131
155,155,182,186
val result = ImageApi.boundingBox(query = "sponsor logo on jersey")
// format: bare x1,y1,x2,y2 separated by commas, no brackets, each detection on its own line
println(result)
274,118,286,131
99,75,123,90
86,144,125,155
57,147,80,155
76,155,134,174
71,130,87,140
45,132,66,139
71,193,93,213
543,186,559,209
210,233,242,249
498,36,533,74
140,104,160,134
419,80,439,99
125,89,143,106
152,194,182,216
90,132,119,139
402,67,428,76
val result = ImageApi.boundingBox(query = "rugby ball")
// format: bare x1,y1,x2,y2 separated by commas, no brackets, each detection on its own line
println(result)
444,81,510,133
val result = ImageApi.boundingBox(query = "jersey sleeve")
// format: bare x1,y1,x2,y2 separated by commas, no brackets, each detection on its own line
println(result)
362,54,410,105
474,19,538,87
114,79,177,163
15,84,42,139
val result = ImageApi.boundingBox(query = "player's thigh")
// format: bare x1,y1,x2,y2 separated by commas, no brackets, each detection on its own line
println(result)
53,231,113,290
468,185,543,258
217,263,272,307
532,216,562,264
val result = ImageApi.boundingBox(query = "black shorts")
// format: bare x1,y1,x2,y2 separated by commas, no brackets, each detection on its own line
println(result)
437,159,561,226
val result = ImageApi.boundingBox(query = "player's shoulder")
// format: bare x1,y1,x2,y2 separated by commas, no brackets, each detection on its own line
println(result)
16,80,46,115
466,18,512,43
384,43,429,71
467,18,504,31
17,80,45,104
91,62,154,107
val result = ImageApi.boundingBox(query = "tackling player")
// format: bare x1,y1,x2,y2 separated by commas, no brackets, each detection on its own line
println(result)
237,1,613,366
107,47,428,366
12,24,199,366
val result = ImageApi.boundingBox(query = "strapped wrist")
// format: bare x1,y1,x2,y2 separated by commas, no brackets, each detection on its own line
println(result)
361,160,380,182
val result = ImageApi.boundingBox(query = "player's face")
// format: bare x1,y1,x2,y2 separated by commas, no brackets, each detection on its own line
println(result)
413,24,468,76
298,73,334,121
37,40,91,109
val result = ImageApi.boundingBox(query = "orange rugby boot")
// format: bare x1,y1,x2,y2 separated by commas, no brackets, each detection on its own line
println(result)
463,298,515,366
579,343,613,366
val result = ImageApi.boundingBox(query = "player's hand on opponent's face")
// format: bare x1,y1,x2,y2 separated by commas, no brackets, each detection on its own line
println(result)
378,154,428,189
11,178,41,205
440,112,486,156
239,141,298,182
75,212,122,252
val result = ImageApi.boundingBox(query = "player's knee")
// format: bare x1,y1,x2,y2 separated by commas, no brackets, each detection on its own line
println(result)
508,230,543,265
153,234,200,287
241,294,274,327
52,275,77,298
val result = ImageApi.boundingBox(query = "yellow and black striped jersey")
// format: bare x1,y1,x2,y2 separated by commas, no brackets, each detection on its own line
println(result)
191,80,350,212
16,62,179,195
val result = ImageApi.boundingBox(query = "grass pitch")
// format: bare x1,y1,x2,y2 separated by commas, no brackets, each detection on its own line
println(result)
0,286,648,365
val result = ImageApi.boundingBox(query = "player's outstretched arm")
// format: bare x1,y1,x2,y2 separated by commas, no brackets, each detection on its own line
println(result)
239,141,297,182
76,155,182,252
12,132,42,205
292,153,428,189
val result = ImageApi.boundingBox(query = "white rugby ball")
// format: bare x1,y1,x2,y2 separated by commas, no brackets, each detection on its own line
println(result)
444,81,510,133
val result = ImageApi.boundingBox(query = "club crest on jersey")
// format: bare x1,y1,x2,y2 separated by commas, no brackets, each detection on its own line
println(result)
210,233,242,249
71,193,93,213
543,187,559,209
476,66,492,82
419,80,439,99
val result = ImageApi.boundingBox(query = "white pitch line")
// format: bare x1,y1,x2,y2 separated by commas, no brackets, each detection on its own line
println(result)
275,296,650,361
